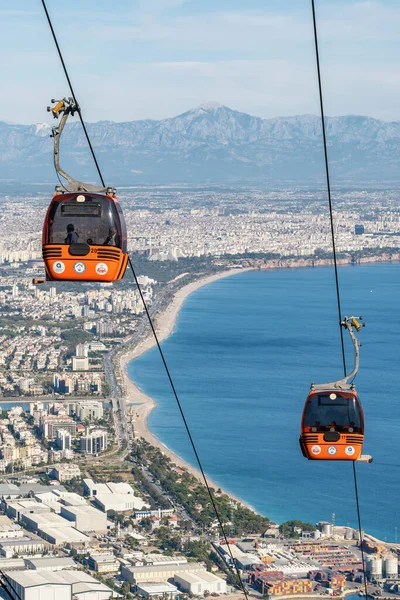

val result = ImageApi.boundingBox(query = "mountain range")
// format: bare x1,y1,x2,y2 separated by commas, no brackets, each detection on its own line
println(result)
2,102,400,186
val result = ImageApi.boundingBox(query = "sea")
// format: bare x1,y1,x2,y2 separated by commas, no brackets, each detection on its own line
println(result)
127,263,400,542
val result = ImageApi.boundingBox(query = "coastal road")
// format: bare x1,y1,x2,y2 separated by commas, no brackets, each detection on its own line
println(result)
104,280,181,456
104,347,131,451
104,284,171,451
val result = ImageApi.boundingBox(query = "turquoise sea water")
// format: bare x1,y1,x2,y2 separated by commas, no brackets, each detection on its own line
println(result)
128,264,400,541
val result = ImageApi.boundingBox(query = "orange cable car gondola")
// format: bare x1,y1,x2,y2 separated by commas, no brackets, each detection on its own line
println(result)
37,98,128,284
299,316,372,463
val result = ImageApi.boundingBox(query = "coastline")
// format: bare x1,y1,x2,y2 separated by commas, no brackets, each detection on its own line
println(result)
119,268,255,506
118,254,400,513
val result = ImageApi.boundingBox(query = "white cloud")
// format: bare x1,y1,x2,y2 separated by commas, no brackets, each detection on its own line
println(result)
94,11,311,48
318,1,400,42
3,1,400,123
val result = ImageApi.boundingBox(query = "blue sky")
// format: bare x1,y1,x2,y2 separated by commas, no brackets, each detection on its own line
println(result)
3,1,400,123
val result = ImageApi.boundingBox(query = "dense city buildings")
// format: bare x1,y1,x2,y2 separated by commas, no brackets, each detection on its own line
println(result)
0,187,400,598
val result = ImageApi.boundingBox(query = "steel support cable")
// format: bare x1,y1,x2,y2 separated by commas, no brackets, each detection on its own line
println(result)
311,1,369,596
128,257,250,598
310,0,346,375
40,5,249,595
352,461,369,595
41,0,106,188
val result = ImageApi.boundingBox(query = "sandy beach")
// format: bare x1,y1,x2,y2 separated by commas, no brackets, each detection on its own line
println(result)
119,267,254,503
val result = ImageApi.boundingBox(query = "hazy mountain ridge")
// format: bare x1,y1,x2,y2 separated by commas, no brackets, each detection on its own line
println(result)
1,103,400,184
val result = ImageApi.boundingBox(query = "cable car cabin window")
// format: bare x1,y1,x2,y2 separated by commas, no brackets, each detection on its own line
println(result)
115,202,127,253
304,394,362,432
61,203,102,217
47,195,121,248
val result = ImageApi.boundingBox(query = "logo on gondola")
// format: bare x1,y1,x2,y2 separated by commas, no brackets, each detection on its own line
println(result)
74,262,86,274
96,262,108,276
327,446,337,455
53,261,65,274
345,446,355,456
311,445,321,455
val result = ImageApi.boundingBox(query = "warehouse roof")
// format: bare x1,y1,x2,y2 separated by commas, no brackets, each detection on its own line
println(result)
137,582,178,593
0,483,19,497
125,562,206,574
144,554,187,566
3,570,115,595
62,505,102,516
24,512,69,527
0,516,13,524
25,557,77,569
8,499,50,512
34,491,60,504
60,492,88,506
83,479,110,495
91,554,117,563
175,571,224,584
0,523,22,533
2,570,71,587
19,483,65,495
0,559,25,570
106,482,134,495
39,526,89,544
95,493,148,510
0,537,40,547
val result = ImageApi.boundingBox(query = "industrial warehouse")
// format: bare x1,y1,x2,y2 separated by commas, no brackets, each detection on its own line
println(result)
0,482,399,600
2,570,118,600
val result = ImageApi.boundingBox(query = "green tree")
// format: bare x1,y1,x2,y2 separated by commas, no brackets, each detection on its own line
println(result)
279,520,316,538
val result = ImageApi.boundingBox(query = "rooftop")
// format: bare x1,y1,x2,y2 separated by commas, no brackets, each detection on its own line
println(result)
3,570,115,595
175,571,223,584
0,537,39,547
125,562,205,574
39,526,89,543
25,557,77,569
137,582,178,593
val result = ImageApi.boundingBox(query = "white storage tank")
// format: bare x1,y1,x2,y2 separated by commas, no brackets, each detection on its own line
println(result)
384,556,398,578
366,557,382,579
322,523,333,537
355,529,365,542
345,528,354,540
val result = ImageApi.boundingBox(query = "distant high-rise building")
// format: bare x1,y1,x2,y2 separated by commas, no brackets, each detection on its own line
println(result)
80,428,108,454
53,374,73,394
76,401,103,422
76,344,88,358
56,428,72,450
49,287,57,300
354,224,365,235
12,285,18,299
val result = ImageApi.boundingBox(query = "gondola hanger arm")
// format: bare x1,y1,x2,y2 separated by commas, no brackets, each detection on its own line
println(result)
311,316,365,391
48,97,110,194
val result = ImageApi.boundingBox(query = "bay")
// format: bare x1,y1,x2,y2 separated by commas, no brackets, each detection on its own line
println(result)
128,264,400,542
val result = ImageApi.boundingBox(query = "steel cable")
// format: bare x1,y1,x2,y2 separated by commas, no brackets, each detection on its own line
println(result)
311,1,369,595
40,3,250,596
128,257,250,598
41,0,105,188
